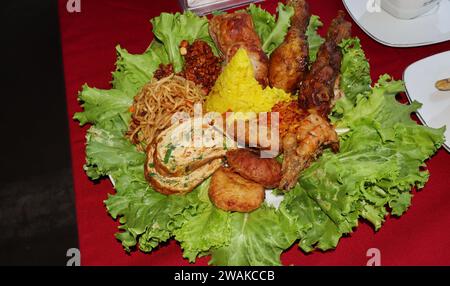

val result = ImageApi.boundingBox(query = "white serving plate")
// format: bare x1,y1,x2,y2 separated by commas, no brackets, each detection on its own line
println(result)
403,51,450,152
342,0,450,47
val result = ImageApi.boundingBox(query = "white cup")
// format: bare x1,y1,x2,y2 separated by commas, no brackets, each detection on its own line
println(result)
381,0,442,19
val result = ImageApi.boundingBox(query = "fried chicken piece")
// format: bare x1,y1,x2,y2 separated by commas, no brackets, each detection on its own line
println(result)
209,167,265,213
269,0,311,93
226,149,282,189
272,101,310,139
209,12,269,86
279,112,339,190
298,11,352,116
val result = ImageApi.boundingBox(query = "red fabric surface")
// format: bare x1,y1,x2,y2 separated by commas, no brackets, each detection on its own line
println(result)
59,0,450,266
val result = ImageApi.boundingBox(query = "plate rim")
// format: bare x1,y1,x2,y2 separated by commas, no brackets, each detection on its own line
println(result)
403,50,450,152
342,0,450,48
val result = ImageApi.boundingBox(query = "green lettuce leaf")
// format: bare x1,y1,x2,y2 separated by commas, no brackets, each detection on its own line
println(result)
174,204,231,262
172,179,231,262
105,165,203,252
282,75,445,252
209,206,298,266
84,127,145,180
74,85,132,127
339,38,372,101
306,15,325,62
247,3,294,56
247,4,276,43
263,3,294,56
247,4,324,59
112,44,169,96
150,11,219,73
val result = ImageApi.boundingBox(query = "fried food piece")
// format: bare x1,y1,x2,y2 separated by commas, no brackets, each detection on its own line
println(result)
209,12,269,86
226,149,282,189
209,167,265,213
298,11,351,116
272,101,310,140
279,112,339,190
269,0,310,93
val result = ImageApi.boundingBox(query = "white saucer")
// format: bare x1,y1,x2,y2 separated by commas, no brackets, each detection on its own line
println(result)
404,51,450,152
343,0,450,47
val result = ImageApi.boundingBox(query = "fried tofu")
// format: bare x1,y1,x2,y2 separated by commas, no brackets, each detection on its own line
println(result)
209,167,265,213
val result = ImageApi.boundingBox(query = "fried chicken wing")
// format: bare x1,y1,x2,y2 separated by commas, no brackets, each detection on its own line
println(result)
298,11,351,116
209,167,265,213
226,149,282,189
279,113,339,190
269,0,311,93
209,12,269,86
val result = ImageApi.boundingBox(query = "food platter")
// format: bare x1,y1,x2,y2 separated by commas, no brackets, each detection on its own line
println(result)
74,0,445,266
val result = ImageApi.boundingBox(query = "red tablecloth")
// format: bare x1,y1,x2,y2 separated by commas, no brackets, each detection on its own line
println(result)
59,0,450,266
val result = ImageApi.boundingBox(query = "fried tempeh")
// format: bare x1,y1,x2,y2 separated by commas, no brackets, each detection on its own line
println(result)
209,167,265,213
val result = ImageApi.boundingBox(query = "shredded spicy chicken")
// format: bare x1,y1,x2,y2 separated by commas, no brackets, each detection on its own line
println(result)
154,40,222,94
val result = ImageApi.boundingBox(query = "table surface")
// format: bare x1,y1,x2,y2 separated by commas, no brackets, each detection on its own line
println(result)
59,0,450,266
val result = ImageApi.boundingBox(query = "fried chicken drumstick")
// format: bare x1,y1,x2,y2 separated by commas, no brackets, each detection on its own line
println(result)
277,12,352,190
298,11,352,116
269,0,311,93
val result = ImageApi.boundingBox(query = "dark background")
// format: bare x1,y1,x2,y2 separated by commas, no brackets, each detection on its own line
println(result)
0,0,78,265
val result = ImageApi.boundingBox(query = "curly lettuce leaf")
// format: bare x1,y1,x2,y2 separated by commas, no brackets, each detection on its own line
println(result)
105,166,203,252
172,179,231,262
263,3,294,56
112,44,169,96
306,15,325,62
83,127,145,180
150,11,218,72
247,4,276,42
247,3,294,56
282,76,445,252
74,85,133,127
339,38,371,101
174,204,231,262
246,4,324,59
209,206,298,266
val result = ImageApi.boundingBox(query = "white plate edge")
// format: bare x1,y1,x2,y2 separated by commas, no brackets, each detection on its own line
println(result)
342,0,450,48
403,51,450,152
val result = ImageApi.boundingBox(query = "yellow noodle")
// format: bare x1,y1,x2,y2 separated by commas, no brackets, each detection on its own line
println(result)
127,75,205,151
